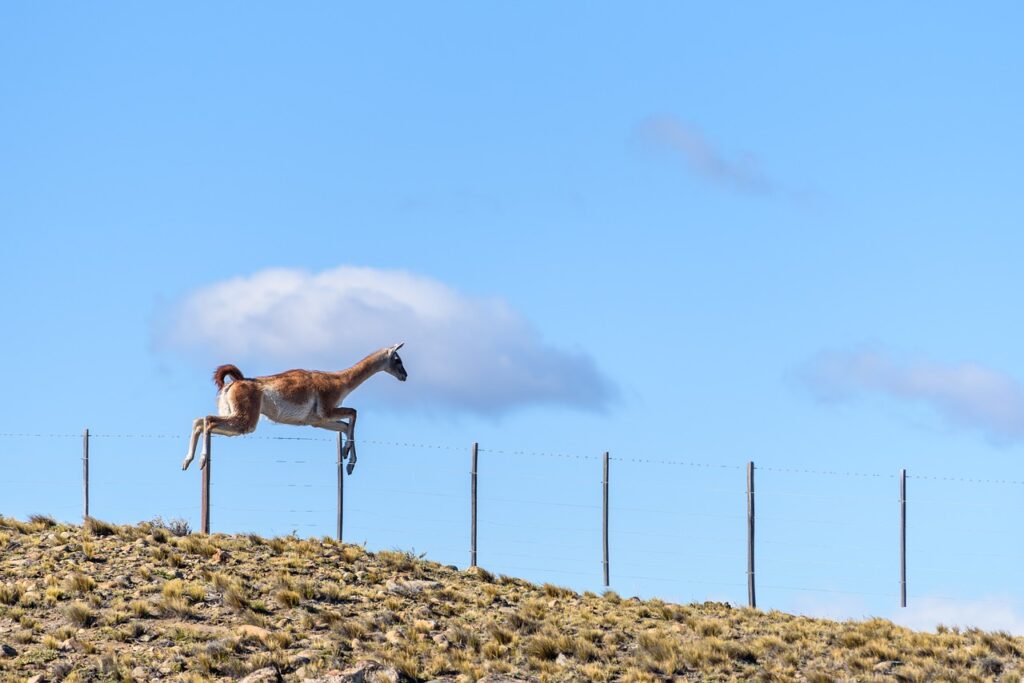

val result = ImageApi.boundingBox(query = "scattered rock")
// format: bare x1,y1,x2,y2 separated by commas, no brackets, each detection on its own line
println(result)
240,667,282,683
477,676,536,683
431,633,450,650
1,643,17,657
386,579,440,597
26,675,44,683
211,549,230,564
304,660,401,683
61,638,86,653
289,650,315,668
873,660,903,672
555,653,570,667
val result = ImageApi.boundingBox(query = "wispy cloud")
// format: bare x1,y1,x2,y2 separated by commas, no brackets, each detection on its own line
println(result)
892,596,1024,636
636,115,774,194
158,266,615,416
800,349,1024,443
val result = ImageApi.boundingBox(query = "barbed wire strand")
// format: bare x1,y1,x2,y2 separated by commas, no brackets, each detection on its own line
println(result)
2,430,1022,485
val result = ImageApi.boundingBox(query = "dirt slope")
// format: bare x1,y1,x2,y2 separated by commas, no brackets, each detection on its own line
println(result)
0,515,1020,682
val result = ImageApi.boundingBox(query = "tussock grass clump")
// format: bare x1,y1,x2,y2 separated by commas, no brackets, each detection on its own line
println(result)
28,514,57,528
65,572,96,594
175,534,217,557
129,599,156,619
0,581,27,605
274,588,301,609
340,545,363,563
65,600,95,627
542,583,575,598
222,584,251,612
84,516,118,537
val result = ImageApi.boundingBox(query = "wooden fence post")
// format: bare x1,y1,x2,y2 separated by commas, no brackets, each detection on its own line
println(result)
471,442,478,568
336,433,344,542
747,461,756,608
201,430,211,534
900,468,907,608
82,428,89,521
603,451,610,586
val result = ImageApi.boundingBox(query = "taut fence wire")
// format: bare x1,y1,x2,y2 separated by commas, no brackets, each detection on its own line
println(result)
0,430,1021,612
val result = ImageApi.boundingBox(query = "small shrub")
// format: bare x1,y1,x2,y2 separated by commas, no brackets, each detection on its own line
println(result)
152,516,191,537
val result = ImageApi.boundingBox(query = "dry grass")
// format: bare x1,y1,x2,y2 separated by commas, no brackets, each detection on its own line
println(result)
0,517,1021,682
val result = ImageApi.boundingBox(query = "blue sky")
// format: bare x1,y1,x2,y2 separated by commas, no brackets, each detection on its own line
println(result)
2,3,1023,633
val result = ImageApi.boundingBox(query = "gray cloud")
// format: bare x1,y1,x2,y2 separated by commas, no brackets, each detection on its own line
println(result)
160,266,615,416
637,115,774,194
800,349,1024,443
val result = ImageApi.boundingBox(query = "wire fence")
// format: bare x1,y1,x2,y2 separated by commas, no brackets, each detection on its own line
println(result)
0,430,1021,614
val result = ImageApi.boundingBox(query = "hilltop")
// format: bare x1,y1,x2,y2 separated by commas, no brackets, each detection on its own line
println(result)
0,515,1020,682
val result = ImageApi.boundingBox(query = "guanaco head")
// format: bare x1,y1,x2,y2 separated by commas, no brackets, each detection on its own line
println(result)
385,342,408,381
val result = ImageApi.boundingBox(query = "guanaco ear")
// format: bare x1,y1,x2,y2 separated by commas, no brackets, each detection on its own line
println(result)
390,342,405,353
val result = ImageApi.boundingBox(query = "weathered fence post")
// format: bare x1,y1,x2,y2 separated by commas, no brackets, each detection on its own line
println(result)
602,451,610,586
201,430,211,534
470,442,478,568
747,460,756,608
900,468,907,608
336,433,344,542
82,428,89,521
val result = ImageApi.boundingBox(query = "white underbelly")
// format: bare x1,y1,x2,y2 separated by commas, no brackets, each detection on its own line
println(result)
260,389,316,425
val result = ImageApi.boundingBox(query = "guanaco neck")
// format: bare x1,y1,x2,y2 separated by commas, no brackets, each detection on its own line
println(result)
333,348,389,390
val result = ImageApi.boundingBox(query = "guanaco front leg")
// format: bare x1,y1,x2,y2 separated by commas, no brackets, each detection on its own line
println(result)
317,407,358,474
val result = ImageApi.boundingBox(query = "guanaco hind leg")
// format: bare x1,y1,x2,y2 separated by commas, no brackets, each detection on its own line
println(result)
184,382,262,471
182,418,205,471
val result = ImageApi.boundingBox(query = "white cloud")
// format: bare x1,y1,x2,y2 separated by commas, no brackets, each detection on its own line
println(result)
800,349,1024,443
160,266,615,415
792,593,1024,636
636,115,774,194
891,596,1024,636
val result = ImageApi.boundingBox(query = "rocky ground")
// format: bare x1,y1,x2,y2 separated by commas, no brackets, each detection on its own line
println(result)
0,515,1021,682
